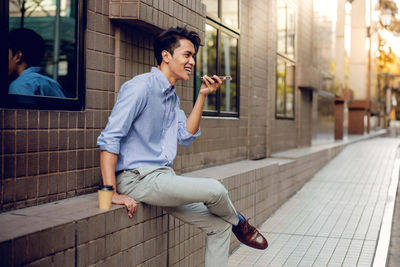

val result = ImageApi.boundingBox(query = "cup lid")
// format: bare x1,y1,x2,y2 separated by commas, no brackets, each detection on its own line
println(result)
98,185,114,191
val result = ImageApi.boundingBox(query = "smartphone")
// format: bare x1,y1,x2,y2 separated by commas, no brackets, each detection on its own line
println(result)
200,76,232,82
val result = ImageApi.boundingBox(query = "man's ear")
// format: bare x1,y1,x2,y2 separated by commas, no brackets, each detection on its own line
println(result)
14,51,23,64
161,50,170,64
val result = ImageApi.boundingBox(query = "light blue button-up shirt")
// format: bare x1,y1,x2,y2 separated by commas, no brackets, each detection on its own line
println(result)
9,67,65,97
97,67,200,172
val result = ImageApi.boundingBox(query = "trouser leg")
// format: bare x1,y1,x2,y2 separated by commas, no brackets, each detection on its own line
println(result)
164,203,232,267
117,167,239,226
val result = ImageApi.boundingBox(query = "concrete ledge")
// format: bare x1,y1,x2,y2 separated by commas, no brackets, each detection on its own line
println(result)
0,131,387,266
271,129,386,159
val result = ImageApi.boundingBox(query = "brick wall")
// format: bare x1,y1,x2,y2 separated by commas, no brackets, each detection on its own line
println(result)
268,0,317,153
1,1,115,212
297,0,314,147
297,0,316,88
1,0,317,212
245,0,270,160
0,139,352,266
0,0,207,212
298,89,313,146
266,0,300,154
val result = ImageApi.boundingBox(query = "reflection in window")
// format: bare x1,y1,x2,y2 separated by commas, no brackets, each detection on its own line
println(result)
196,25,218,112
276,58,295,119
285,63,294,117
277,1,295,60
203,0,218,19
276,0,296,119
287,6,295,58
276,59,285,116
220,33,237,113
196,0,239,117
277,1,286,54
203,0,239,30
222,0,238,29
8,28,65,97
8,0,78,98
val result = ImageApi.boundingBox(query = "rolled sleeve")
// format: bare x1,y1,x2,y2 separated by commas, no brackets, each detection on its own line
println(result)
177,109,201,146
97,140,120,155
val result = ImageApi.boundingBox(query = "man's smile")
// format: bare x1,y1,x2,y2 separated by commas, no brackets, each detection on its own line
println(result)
184,66,192,74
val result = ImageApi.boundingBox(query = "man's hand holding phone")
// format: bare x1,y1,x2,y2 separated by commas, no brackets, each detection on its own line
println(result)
199,75,230,95
200,75,232,82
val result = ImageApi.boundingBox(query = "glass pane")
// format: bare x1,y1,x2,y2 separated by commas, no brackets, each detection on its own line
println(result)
276,58,286,116
285,63,295,117
220,33,237,113
196,24,218,112
203,0,219,18
287,5,295,59
222,0,239,29
277,1,286,54
8,0,76,98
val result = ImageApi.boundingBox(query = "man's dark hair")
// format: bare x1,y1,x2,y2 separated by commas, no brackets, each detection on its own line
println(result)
154,26,201,65
8,28,46,67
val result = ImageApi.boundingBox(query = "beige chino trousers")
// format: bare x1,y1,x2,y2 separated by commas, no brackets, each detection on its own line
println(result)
117,166,239,267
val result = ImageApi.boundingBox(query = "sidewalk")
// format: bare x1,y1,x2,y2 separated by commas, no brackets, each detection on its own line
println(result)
228,137,400,267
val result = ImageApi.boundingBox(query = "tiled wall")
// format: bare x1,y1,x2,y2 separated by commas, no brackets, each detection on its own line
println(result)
0,104,102,212
0,0,207,212
297,0,314,147
297,0,317,89
268,0,318,153
1,1,115,212
266,0,299,154
1,0,317,212
247,0,270,159
0,142,347,266
298,89,313,146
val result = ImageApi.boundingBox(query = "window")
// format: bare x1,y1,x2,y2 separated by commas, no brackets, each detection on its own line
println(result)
276,58,294,118
276,0,296,119
1,0,85,110
195,0,239,117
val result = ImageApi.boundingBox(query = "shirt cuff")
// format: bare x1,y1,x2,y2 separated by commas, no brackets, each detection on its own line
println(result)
98,143,120,155
178,127,201,146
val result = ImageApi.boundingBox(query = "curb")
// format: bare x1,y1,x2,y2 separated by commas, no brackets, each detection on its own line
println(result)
373,157,400,267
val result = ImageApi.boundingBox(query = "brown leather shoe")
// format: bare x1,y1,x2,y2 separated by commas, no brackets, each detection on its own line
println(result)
232,214,268,250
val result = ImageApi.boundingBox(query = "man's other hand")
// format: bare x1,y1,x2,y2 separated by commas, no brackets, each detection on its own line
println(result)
112,193,137,218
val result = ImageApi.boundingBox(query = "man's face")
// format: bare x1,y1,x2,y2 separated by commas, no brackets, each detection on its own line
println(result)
166,39,196,82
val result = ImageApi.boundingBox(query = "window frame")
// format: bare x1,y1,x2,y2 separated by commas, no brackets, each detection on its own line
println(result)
0,0,86,111
204,0,240,34
194,0,240,117
275,0,296,120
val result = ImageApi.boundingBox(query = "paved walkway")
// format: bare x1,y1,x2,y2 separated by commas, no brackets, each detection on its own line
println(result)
228,137,400,267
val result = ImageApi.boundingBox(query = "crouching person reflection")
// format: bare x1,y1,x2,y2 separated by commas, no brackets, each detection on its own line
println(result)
8,28,65,97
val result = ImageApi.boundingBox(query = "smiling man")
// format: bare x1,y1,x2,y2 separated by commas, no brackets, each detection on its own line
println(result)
97,27,267,266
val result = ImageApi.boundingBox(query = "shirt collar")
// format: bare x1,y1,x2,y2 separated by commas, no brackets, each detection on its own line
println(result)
151,67,174,96
21,67,42,76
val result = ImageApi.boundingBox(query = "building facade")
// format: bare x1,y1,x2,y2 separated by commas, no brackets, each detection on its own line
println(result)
1,0,338,212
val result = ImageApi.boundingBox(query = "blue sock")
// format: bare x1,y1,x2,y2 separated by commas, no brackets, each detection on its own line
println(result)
237,213,245,225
